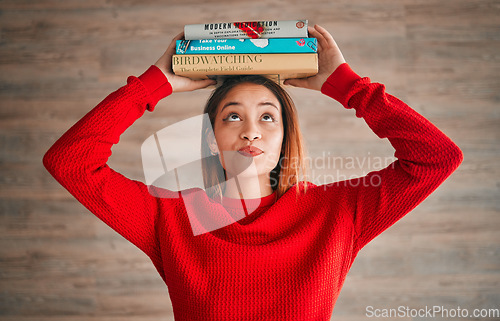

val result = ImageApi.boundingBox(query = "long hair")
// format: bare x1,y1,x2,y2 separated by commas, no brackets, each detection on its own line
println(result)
201,75,309,201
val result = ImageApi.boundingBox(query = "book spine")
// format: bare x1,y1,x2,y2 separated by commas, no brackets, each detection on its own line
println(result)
184,20,308,40
172,53,318,78
176,38,317,54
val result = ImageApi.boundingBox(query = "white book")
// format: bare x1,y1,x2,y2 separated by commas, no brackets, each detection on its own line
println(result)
184,20,308,40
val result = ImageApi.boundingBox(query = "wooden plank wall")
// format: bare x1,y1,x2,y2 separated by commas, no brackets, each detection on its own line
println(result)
1,0,499,320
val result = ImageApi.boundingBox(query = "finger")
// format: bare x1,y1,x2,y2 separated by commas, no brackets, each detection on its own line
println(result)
309,24,335,51
188,78,217,91
308,25,329,53
166,32,185,54
196,78,217,88
173,31,185,42
315,39,323,53
307,26,322,41
283,77,308,88
313,24,336,48
308,27,326,52
307,25,316,36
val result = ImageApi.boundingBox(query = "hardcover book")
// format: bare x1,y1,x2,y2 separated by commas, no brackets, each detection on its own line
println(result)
176,38,317,54
184,20,308,40
172,53,318,81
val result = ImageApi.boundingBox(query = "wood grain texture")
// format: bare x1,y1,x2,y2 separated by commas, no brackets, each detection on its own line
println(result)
1,0,498,320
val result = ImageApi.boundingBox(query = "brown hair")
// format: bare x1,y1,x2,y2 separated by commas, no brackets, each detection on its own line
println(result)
201,75,309,201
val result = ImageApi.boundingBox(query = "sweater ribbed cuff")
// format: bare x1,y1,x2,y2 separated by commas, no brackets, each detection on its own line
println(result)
137,65,173,112
320,63,362,108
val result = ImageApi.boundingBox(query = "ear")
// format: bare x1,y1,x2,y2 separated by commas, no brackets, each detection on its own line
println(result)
205,129,219,155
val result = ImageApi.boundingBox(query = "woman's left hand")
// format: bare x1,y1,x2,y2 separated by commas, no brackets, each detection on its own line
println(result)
284,24,346,91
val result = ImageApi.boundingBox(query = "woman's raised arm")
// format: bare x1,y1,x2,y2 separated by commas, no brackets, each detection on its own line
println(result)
285,25,462,252
42,32,202,265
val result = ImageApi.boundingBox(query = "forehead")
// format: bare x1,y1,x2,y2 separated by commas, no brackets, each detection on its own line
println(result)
218,82,281,110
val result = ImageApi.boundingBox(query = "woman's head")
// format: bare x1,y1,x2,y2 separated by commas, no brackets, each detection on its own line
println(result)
201,75,309,200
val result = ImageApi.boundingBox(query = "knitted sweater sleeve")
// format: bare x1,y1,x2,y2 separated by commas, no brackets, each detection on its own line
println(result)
43,66,173,263
321,63,463,253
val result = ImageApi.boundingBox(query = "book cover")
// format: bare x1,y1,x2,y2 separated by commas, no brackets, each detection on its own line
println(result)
184,20,308,40
172,53,318,80
176,38,317,54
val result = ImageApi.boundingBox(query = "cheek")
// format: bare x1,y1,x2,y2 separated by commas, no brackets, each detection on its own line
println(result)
214,124,228,145
268,128,284,153
213,127,234,149
276,125,285,145
274,132,284,147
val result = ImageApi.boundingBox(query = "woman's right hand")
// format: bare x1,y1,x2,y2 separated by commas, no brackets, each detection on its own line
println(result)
155,32,216,92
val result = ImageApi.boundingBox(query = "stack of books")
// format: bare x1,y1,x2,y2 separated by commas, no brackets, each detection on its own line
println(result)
172,20,318,84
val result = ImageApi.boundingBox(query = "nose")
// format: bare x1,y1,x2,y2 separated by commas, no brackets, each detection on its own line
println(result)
240,121,261,141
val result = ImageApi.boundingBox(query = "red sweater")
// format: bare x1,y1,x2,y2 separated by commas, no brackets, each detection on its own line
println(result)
43,64,463,320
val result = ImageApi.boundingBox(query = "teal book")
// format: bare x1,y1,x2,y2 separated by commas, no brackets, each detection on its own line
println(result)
176,38,317,55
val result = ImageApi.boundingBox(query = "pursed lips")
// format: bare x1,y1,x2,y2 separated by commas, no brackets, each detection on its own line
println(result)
237,146,263,157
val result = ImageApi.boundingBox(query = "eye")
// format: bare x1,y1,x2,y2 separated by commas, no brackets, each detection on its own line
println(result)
261,114,275,122
223,112,241,122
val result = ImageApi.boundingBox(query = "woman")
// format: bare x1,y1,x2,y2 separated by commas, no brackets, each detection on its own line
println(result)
43,25,463,320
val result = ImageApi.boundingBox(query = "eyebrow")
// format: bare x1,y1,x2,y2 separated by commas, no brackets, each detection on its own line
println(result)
221,101,279,113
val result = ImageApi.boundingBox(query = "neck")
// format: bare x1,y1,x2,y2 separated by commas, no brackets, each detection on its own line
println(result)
223,173,274,199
